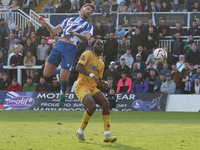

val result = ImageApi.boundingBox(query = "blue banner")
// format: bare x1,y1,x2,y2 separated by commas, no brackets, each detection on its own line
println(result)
118,13,152,27
154,13,188,27
2,92,168,111
0,90,7,110
50,14,117,27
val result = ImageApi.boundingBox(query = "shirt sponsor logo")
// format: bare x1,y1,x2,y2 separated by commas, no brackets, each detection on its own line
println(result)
89,65,96,71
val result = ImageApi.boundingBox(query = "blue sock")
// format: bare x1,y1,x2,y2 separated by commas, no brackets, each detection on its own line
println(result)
52,68,61,76
61,82,67,94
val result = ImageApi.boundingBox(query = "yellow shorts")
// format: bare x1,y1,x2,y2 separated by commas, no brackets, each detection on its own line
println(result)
75,87,100,102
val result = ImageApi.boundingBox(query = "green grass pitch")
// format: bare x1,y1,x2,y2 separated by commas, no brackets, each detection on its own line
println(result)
0,111,200,150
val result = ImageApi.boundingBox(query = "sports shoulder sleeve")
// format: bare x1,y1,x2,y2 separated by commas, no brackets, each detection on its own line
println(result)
85,24,93,36
59,18,69,30
78,51,90,65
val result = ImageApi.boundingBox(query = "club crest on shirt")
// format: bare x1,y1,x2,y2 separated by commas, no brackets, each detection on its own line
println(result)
89,64,96,71
81,55,85,61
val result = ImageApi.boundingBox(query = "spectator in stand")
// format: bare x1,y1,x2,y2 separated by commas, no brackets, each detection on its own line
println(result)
13,25,19,37
116,71,132,93
20,35,27,46
160,73,176,94
162,46,173,68
30,31,40,48
158,19,170,37
154,73,165,93
135,53,146,73
37,38,49,65
93,21,104,40
36,23,50,39
160,1,171,12
5,33,15,51
0,18,10,47
147,1,158,13
130,63,139,82
136,45,147,62
171,0,184,12
191,77,200,94
8,37,23,55
23,76,36,91
46,34,56,46
131,71,148,93
182,63,196,94
101,76,117,92
176,55,185,72
143,26,158,55
146,69,159,93
188,20,200,36
184,35,196,55
70,5,79,13
130,28,143,56
107,88,117,110
56,1,66,13
181,61,190,76
103,61,120,86
124,24,134,38
127,0,137,12
118,37,130,58
120,49,134,69
135,0,146,12
0,72,10,90
145,49,157,65
145,19,158,35
23,51,36,78
36,76,49,92
6,0,20,9
110,0,119,12
23,38,36,57
192,2,200,12
144,60,159,79
171,32,185,63
101,0,110,16
94,0,103,13
104,32,118,65
119,0,128,12
115,24,126,38
7,78,22,92
170,64,183,94
24,22,35,37
104,20,115,37
16,29,23,42
160,62,171,78
117,58,130,76
49,76,61,92
191,67,200,86
42,0,56,13
172,22,185,37
0,49,6,66
136,20,146,34
186,43,200,65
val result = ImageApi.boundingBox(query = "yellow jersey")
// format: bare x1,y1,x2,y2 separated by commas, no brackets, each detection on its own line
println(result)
75,50,105,90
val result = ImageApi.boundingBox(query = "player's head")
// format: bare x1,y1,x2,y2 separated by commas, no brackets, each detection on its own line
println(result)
80,3,95,19
91,39,104,55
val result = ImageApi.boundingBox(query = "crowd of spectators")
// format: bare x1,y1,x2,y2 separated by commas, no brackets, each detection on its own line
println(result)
0,0,200,95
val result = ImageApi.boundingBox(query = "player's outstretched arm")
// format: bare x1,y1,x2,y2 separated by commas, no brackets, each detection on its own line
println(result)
38,16,62,34
76,63,100,83
68,29,91,41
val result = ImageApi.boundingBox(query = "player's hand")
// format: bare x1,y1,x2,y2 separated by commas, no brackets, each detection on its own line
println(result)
92,76,100,84
102,81,109,90
38,16,47,25
67,29,79,36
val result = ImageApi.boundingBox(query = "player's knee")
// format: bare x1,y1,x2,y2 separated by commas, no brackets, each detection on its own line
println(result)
102,100,110,110
88,104,96,114
43,71,51,78
60,76,67,83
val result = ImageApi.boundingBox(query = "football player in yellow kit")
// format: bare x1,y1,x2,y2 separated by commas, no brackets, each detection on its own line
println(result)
75,39,117,143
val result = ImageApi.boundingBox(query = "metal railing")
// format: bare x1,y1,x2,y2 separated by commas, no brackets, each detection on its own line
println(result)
0,9,41,32
3,65,42,85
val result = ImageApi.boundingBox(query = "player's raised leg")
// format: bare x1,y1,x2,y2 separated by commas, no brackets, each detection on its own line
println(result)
93,92,117,143
76,94,96,142
58,68,70,107
43,62,58,78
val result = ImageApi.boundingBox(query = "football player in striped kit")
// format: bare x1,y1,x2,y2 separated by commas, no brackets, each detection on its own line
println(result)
38,3,95,107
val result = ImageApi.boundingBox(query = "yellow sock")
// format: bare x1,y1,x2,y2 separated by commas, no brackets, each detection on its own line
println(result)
80,111,91,130
102,115,110,131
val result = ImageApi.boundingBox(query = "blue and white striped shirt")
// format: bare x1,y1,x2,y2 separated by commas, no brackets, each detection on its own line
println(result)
59,16,93,45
